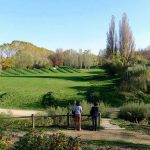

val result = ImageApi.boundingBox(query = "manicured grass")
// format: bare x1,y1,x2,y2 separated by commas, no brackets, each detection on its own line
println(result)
0,68,114,110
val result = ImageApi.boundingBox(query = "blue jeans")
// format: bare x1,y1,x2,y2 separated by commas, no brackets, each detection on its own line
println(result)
92,116,98,131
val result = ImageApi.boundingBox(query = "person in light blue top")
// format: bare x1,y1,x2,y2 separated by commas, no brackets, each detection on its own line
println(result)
72,101,82,130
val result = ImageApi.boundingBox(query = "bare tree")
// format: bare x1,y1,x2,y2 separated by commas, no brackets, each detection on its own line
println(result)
83,50,92,69
78,49,83,69
55,48,64,66
98,49,104,66
119,13,135,66
50,49,64,66
106,15,118,57
63,49,78,67
1,43,16,58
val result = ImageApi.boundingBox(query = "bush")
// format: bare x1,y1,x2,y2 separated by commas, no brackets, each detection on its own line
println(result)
119,103,150,123
145,104,150,124
99,102,111,118
46,107,68,126
41,92,56,107
81,101,111,118
102,56,124,76
124,65,150,92
13,130,81,150
0,130,13,150
87,91,101,103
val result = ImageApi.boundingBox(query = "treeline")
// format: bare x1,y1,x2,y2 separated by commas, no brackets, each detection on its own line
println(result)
138,47,150,61
0,41,52,70
50,49,98,68
0,41,98,70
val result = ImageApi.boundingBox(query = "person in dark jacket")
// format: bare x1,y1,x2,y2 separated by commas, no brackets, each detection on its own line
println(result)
90,102,99,131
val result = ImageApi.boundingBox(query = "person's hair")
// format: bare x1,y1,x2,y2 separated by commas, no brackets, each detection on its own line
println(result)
94,102,98,106
76,101,80,106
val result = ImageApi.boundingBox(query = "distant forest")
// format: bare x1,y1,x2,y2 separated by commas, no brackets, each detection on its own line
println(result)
0,40,99,70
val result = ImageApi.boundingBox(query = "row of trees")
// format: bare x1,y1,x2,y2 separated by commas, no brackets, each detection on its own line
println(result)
0,41,98,70
50,49,98,69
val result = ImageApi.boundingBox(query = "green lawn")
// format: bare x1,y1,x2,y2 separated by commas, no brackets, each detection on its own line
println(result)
0,68,116,109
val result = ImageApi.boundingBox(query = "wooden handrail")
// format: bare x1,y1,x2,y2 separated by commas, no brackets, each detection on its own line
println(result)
0,113,102,129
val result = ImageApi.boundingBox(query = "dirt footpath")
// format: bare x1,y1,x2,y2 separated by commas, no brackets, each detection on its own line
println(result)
0,108,47,116
59,129,150,145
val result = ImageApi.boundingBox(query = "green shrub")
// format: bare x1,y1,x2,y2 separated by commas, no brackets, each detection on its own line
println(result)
102,56,124,76
145,104,150,124
125,65,150,92
87,91,101,103
119,103,150,123
99,102,111,118
41,92,56,107
13,131,81,150
46,107,68,126
81,101,111,118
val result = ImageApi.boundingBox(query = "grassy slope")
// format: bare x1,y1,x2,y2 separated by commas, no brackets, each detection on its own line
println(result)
0,68,115,109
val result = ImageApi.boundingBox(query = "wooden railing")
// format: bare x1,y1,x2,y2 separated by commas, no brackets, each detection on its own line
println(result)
0,113,101,129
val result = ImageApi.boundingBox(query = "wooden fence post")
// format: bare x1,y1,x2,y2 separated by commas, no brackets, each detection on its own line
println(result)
32,114,35,129
98,112,101,128
67,113,70,128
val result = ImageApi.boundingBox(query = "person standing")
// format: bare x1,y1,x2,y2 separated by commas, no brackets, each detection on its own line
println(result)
72,101,82,131
90,102,99,131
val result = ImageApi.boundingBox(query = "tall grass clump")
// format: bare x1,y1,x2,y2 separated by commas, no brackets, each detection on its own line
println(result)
46,107,68,126
145,104,150,124
45,101,111,127
81,101,111,118
119,103,150,123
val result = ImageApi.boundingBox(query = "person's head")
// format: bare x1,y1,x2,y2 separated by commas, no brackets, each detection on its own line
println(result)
94,102,98,106
76,101,80,106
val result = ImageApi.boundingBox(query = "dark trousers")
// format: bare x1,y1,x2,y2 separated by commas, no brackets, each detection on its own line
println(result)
92,116,98,131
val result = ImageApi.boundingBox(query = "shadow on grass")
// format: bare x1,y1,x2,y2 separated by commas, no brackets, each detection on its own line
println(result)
69,76,124,106
1,75,93,82
1,72,124,107
1,73,119,84
0,92,7,99
85,70,104,74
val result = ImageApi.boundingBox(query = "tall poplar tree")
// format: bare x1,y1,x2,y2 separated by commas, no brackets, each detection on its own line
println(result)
119,13,135,66
106,15,118,57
